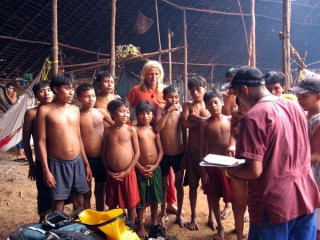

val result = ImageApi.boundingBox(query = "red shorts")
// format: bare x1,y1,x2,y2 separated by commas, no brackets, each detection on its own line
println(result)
105,170,140,210
203,167,233,203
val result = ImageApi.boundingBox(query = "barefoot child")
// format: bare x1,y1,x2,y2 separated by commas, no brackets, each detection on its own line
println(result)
94,71,120,126
23,81,54,221
154,85,187,227
227,97,249,240
103,98,140,224
135,100,163,238
182,75,211,231
199,89,234,240
76,83,108,211
36,74,92,212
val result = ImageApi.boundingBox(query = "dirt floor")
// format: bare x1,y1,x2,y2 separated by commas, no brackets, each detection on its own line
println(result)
0,149,249,240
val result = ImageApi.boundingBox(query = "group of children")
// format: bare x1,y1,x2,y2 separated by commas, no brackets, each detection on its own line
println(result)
23,63,320,240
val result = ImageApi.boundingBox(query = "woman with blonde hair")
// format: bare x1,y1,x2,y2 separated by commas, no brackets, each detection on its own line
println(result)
127,60,165,108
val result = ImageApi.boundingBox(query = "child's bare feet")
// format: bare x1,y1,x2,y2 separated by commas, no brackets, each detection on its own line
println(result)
175,216,188,228
166,203,178,214
220,205,232,219
188,218,199,231
160,215,169,225
137,225,148,238
213,229,225,240
207,219,218,230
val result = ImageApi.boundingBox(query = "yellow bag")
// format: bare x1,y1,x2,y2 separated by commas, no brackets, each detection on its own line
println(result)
78,208,139,240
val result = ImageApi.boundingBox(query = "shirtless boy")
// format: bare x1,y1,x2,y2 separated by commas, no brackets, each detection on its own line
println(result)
154,85,187,227
200,89,234,240
103,98,140,224
76,83,109,211
94,71,120,126
23,81,54,221
182,75,210,230
36,74,92,212
135,100,163,238
228,97,249,240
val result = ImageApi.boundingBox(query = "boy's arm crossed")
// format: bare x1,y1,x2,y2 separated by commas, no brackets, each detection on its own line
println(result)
182,102,200,128
154,105,179,133
36,106,56,188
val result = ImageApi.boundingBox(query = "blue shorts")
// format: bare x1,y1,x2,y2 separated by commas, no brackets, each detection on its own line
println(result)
49,155,90,200
249,210,316,240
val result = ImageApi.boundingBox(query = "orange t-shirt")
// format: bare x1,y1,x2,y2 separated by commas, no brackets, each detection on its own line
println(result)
127,85,165,109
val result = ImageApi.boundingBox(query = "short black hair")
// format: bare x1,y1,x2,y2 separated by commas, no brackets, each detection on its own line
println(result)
76,83,94,97
203,88,223,103
135,100,155,115
107,98,130,116
187,75,207,90
226,67,238,78
50,74,75,93
95,71,114,82
32,81,50,95
265,71,286,87
6,81,15,89
163,85,178,97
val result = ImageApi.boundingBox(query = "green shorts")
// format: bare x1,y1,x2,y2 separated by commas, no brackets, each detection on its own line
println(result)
136,166,163,208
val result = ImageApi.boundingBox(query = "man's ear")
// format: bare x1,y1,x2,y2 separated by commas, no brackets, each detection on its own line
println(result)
283,85,287,92
241,85,248,94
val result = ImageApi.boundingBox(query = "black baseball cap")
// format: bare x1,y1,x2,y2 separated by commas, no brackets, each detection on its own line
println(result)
228,66,265,89
289,77,320,94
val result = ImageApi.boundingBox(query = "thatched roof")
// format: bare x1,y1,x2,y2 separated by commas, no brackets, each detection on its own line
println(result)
0,0,319,84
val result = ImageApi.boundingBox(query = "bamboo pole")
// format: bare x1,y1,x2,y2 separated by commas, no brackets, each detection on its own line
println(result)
155,0,162,62
0,35,110,57
210,65,214,89
162,61,214,67
51,0,59,75
110,0,116,76
250,0,256,67
183,9,188,101
168,29,173,84
237,0,250,59
65,46,184,74
283,0,292,89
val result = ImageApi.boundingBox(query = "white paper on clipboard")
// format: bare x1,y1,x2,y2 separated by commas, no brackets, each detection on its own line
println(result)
200,154,245,167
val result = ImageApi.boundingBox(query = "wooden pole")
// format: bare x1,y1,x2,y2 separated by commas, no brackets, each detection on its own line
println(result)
168,29,173,84
155,0,162,62
210,65,214,89
110,0,116,77
183,9,188,101
283,0,292,89
51,0,59,76
250,0,256,67
237,0,250,59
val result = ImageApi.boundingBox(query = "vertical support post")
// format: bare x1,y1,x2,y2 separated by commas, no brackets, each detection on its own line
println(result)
283,0,292,89
51,0,59,76
183,9,188,101
210,65,214,89
168,28,173,85
250,0,256,67
110,0,116,77
155,0,162,63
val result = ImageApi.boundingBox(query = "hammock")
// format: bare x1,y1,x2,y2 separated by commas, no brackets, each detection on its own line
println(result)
0,71,41,152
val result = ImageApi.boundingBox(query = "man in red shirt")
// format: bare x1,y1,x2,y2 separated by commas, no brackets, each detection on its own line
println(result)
227,66,320,239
